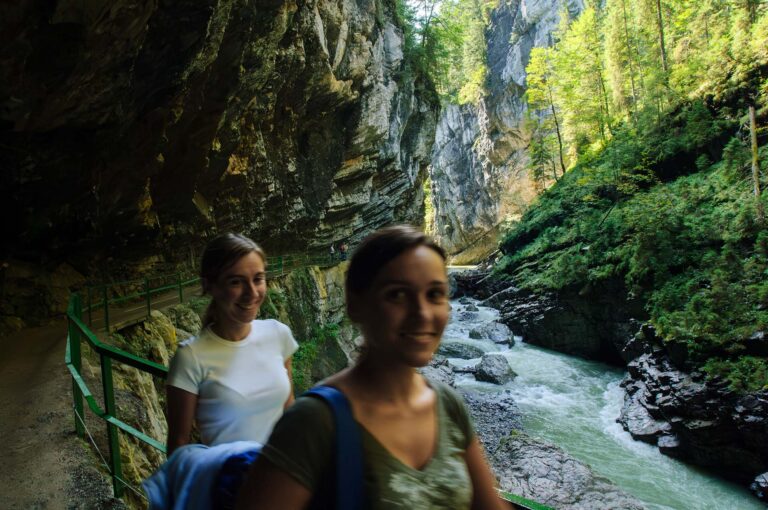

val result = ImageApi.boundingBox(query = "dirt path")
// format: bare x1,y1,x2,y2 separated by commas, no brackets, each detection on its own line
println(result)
0,321,125,509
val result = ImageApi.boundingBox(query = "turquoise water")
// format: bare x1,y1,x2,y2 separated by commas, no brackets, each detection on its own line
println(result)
447,299,764,510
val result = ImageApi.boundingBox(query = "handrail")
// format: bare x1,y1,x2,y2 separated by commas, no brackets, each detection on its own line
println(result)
500,490,555,510
64,335,167,452
66,292,169,498
82,251,344,333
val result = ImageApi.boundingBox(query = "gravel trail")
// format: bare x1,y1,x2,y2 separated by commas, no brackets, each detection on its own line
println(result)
0,321,126,509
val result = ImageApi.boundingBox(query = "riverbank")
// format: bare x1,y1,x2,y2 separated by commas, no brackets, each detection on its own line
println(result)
451,269,768,502
441,296,763,509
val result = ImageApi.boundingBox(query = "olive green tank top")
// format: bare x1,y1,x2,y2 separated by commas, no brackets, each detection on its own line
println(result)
259,380,475,509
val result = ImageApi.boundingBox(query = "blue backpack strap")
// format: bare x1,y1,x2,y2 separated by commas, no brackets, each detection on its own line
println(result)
304,385,365,510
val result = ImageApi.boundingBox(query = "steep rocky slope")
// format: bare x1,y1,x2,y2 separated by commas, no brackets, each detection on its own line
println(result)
1,0,437,327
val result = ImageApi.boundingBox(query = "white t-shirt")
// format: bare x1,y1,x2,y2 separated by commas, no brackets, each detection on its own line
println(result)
167,319,299,446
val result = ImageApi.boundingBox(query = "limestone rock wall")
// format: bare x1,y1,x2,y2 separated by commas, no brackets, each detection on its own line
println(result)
1,0,437,322
429,0,583,261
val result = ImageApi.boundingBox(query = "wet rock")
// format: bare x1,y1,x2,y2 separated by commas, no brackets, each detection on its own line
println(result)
657,434,682,456
490,431,647,510
438,341,485,359
618,320,655,362
619,350,768,484
420,356,456,387
457,310,481,321
469,322,513,345
745,331,768,357
475,354,517,385
460,390,522,450
162,304,202,336
620,384,672,441
465,303,479,312
451,270,510,300
750,472,768,501
475,276,645,365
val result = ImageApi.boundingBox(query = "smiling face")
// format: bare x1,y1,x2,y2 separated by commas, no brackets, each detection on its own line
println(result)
349,245,450,368
206,251,267,334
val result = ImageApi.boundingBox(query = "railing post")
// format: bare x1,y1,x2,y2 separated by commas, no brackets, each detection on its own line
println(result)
101,354,124,498
103,286,110,334
87,286,93,326
69,294,85,438
178,272,183,303
145,277,151,318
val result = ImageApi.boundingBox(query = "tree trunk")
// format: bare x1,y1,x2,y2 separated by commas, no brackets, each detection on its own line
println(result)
750,104,764,223
622,0,638,121
656,0,668,73
548,85,566,176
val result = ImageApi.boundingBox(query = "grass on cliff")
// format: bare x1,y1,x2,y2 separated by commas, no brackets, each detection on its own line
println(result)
497,100,768,392
292,323,341,395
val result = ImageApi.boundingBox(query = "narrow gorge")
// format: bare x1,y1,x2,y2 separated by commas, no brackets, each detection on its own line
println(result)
2,0,767,508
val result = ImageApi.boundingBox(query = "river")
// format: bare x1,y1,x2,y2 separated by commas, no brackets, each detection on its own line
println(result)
446,297,764,510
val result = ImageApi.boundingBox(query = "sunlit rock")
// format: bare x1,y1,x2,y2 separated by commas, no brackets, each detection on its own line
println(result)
475,353,517,385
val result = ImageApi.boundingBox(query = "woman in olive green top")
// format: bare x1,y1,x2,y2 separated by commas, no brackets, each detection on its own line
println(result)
236,225,507,510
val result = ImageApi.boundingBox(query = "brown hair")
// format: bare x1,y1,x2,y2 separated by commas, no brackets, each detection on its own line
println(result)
200,233,266,328
345,224,446,297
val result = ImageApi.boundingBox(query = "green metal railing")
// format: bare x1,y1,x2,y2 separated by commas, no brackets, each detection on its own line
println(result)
65,255,552,509
83,252,342,334
66,292,168,498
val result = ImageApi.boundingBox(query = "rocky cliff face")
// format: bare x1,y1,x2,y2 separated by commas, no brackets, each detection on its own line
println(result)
429,0,583,262
1,0,437,326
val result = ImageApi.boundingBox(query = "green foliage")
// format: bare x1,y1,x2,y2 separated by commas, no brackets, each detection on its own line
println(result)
292,323,341,394
722,136,751,181
703,357,768,392
259,288,286,320
396,0,491,102
186,295,211,319
524,0,768,171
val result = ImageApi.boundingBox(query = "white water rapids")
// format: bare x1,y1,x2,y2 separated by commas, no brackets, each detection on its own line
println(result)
446,298,764,510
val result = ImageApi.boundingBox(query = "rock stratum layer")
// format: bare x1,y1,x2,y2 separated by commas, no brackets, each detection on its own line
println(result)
1,0,437,320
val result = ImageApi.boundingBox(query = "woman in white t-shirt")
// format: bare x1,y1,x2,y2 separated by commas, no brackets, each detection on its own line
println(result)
166,232,299,455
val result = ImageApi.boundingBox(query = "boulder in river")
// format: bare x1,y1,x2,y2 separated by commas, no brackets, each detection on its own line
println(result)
438,341,486,359
751,472,768,501
475,354,517,385
469,322,514,345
